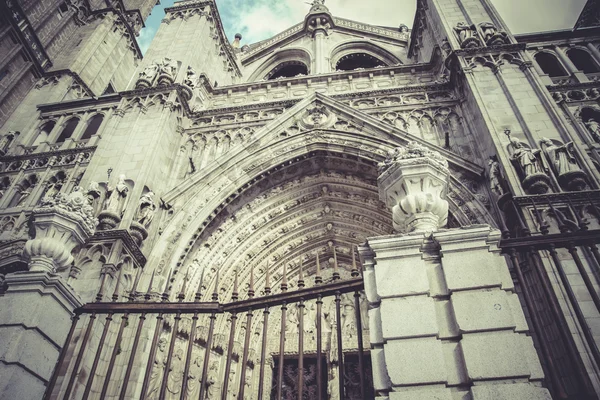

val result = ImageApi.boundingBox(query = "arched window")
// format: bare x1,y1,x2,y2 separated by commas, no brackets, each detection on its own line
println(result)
335,53,387,71
534,52,568,77
55,117,79,143
80,114,104,140
32,120,56,146
266,61,308,80
567,48,600,73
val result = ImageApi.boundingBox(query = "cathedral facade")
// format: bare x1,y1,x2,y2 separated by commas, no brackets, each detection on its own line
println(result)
1,0,600,399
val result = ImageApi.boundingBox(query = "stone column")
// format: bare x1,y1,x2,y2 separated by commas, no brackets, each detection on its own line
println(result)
361,143,551,399
0,188,96,399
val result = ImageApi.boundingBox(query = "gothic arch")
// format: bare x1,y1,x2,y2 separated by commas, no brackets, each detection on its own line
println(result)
151,127,493,303
246,48,313,82
330,41,401,70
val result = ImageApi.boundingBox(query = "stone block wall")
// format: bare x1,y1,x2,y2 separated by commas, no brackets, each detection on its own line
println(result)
360,225,551,400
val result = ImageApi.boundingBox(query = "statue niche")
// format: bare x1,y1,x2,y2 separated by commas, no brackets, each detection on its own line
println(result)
541,137,589,191
135,58,180,89
97,174,132,230
508,137,551,194
129,190,157,246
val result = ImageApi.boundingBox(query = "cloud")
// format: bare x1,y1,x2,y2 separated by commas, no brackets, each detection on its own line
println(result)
137,0,586,53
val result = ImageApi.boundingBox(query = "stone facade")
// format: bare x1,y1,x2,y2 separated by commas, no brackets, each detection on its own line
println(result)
0,0,600,399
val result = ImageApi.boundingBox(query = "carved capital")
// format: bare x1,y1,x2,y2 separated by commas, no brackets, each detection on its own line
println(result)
378,142,449,233
23,189,98,273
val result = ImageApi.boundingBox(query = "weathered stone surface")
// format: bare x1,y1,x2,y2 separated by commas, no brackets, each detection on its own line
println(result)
384,337,447,385
380,295,438,339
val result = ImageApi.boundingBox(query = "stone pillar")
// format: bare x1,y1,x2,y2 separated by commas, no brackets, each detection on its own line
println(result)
362,143,551,399
0,272,82,400
0,188,96,399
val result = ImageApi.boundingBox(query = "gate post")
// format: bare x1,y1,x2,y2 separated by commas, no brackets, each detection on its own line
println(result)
360,143,551,399
0,188,96,399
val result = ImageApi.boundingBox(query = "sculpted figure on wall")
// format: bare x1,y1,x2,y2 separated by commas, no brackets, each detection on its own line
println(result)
488,158,506,197
186,354,203,399
478,22,509,45
585,118,600,143
454,22,481,48
185,66,199,88
509,138,551,194
0,131,17,155
103,174,129,215
166,347,185,398
541,138,588,191
136,191,157,228
147,337,168,400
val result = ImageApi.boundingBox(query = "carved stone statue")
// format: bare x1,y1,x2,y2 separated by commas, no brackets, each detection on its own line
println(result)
509,138,551,194
206,361,220,399
140,63,159,81
86,181,101,207
186,354,203,399
340,293,355,334
541,138,588,191
328,368,339,400
103,174,129,215
454,22,480,48
478,22,509,45
585,118,600,143
185,66,199,88
147,337,168,400
166,347,184,398
488,158,505,197
15,187,32,207
510,138,544,177
286,303,299,334
135,191,157,228
0,131,16,155
159,57,178,78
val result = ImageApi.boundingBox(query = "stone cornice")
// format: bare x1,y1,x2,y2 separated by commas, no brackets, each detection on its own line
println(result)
3,271,83,312
452,42,527,57
89,229,147,267
43,69,95,98
546,80,600,92
0,146,96,163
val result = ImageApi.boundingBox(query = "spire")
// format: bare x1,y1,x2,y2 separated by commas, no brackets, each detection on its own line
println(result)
298,257,305,289
161,268,173,302
281,263,288,292
212,269,220,301
265,261,271,295
232,265,239,301
112,266,123,302
332,245,340,281
351,245,359,277
248,264,255,298
144,269,155,301
315,252,323,285
194,267,205,302
178,268,189,302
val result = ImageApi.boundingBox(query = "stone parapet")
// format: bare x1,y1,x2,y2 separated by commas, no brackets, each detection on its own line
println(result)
360,225,551,400
0,271,81,400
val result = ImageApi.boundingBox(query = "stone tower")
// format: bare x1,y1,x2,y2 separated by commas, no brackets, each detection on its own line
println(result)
0,0,599,399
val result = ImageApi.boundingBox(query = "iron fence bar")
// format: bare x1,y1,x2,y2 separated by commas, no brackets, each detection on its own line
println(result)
160,312,181,399
199,312,216,400
238,309,253,400
181,312,199,400
63,313,97,400
276,301,287,400
298,299,305,400
335,291,345,400
140,313,164,399
100,313,128,400
82,313,113,399
119,313,146,400
222,312,238,400
507,249,568,398
257,307,270,400
43,314,80,400
527,250,597,396
547,244,600,369
316,294,323,400
353,291,366,400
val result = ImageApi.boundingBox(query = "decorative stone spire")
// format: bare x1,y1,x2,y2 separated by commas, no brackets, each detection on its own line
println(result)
378,142,449,233
23,188,98,273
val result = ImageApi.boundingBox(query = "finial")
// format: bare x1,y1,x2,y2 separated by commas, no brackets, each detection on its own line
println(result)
332,246,340,281
112,266,123,302
248,264,255,298
178,268,189,302
161,268,173,302
212,269,219,301
298,257,305,289
232,265,239,301
315,252,323,285
351,245,359,277
281,263,288,292
129,267,143,301
194,267,205,302
145,269,156,301
265,261,271,295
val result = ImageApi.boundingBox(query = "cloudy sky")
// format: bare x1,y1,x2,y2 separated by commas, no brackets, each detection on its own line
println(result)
137,0,587,53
